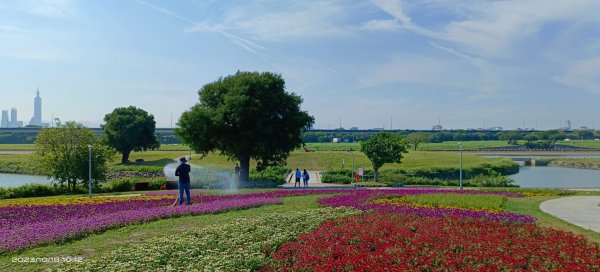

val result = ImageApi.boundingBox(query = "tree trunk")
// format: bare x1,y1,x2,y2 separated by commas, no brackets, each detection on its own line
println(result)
122,149,131,164
239,156,250,183
374,167,379,182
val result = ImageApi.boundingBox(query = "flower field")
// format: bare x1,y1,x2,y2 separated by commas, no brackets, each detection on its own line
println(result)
265,213,600,271
60,207,361,272
2,188,600,271
0,189,346,253
318,188,535,223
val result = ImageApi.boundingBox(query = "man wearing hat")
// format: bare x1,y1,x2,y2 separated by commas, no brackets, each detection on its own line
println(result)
175,157,192,205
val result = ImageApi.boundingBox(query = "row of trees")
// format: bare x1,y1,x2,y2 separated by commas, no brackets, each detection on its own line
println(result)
35,107,161,191
36,71,315,188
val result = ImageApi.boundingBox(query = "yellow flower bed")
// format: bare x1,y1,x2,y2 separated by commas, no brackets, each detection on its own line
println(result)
0,195,171,207
371,196,504,213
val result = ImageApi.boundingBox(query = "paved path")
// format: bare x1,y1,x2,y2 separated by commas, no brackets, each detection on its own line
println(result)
280,171,350,188
540,196,600,233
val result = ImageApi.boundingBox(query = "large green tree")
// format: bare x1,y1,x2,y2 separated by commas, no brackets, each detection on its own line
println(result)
102,106,160,164
176,71,314,182
34,121,115,192
360,131,409,181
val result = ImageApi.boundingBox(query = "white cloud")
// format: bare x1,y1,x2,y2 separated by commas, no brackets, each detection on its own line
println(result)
554,57,600,94
20,0,74,17
187,1,354,41
364,0,600,56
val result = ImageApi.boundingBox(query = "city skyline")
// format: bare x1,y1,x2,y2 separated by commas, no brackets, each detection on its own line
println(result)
2,1,600,129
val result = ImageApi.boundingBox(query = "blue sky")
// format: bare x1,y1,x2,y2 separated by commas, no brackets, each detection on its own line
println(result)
1,0,600,130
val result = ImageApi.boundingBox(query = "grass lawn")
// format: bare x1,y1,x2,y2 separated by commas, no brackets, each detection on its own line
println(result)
418,140,514,151
0,144,35,151
560,140,600,149
0,149,512,177
549,158,600,164
504,195,600,244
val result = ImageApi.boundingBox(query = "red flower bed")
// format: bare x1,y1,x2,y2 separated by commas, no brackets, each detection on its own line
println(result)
265,213,600,271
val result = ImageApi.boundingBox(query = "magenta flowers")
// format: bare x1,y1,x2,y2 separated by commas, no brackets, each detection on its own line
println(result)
0,195,280,253
317,188,535,224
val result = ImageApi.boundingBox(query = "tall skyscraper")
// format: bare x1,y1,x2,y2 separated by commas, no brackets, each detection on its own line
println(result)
10,108,17,127
1,110,8,128
29,89,42,126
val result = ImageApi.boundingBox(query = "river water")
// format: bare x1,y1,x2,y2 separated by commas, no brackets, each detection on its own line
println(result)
0,173,53,188
490,154,600,188
509,166,600,188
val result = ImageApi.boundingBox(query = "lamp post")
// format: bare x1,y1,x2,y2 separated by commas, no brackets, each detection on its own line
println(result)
88,145,92,198
458,142,463,191
347,149,355,185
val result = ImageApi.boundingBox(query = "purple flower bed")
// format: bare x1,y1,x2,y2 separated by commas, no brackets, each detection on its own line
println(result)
0,197,281,253
317,188,535,224
0,189,350,253
0,188,528,253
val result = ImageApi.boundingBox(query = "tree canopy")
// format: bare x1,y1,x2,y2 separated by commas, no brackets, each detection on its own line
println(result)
102,106,160,164
360,131,409,181
176,71,314,182
34,121,115,192
406,132,429,151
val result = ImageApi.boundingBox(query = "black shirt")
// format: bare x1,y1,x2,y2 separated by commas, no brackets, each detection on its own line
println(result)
175,163,191,183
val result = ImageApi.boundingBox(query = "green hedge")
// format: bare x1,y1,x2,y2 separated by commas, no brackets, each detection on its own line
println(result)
321,160,519,187
102,177,167,192
0,184,84,199
249,167,289,185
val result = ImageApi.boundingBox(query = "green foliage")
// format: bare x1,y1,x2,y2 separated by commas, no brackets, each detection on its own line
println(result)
109,165,164,172
33,121,115,192
500,131,522,145
0,155,44,175
321,169,374,184
360,131,409,181
176,71,314,182
321,173,352,184
103,177,166,192
406,132,429,151
0,184,79,199
249,166,289,185
525,140,555,149
102,106,160,164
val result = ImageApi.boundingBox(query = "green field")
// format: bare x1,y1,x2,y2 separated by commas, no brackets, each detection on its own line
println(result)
0,148,511,176
0,144,35,151
1,191,599,271
560,140,600,149
418,140,513,151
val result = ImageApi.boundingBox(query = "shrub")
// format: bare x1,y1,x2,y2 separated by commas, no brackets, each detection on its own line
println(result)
0,184,78,199
250,167,289,185
103,177,166,192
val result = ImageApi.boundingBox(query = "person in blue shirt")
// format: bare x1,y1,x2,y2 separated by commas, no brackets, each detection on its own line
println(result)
175,157,192,205
294,168,301,188
302,169,310,187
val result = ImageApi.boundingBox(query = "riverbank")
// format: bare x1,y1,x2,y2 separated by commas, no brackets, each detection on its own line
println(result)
548,160,600,170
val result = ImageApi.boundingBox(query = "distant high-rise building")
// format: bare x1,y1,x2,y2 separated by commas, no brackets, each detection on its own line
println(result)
10,108,17,128
565,119,572,131
1,110,8,128
8,108,23,128
29,89,43,127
